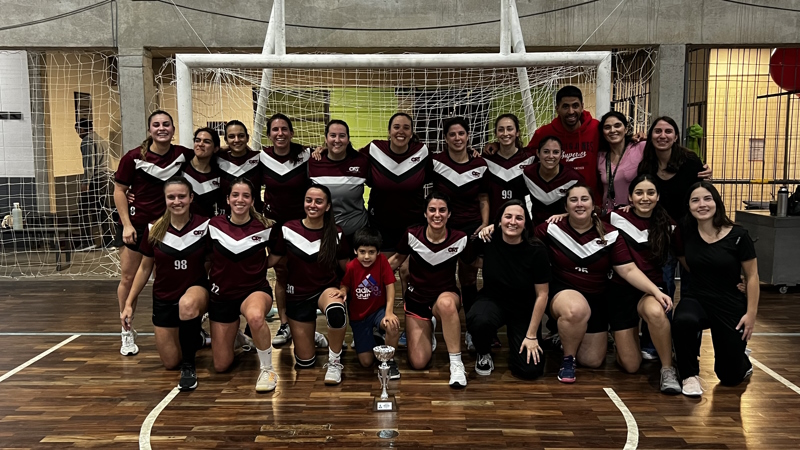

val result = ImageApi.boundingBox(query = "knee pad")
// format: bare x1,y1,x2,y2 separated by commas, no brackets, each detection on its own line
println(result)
324,303,347,329
294,353,316,369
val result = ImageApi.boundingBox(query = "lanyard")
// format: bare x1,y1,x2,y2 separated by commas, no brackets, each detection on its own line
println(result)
605,144,628,202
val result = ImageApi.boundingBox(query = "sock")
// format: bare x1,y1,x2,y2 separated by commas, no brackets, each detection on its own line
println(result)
257,346,273,370
179,316,202,365
329,348,342,364
449,352,462,365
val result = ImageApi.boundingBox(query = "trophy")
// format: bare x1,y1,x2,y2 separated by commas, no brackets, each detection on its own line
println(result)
372,345,397,412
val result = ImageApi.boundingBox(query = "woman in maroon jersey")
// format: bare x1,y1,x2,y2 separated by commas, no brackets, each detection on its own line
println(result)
114,110,193,357
207,177,278,393
120,176,210,391
182,127,222,217
521,136,585,225
388,191,470,389
217,120,264,213
533,184,671,384
605,174,680,393
483,114,536,220
267,185,350,385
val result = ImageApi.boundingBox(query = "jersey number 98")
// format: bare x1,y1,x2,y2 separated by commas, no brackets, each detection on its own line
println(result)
174,260,187,270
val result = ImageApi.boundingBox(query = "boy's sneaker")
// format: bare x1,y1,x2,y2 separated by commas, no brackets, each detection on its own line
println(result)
314,332,329,348
324,361,343,385
255,368,279,392
659,367,681,394
681,375,703,397
273,323,291,346
431,316,437,352
465,331,475,352
449,360,467,388
120,329,139,356
178,363,198,391
398,331,407,347
558,355,577,383
475,353,494,376
388,360,400,380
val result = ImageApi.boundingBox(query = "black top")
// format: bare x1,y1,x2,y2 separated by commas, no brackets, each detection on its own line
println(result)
641,153,703,222
683,225,756,316
476,230,552,309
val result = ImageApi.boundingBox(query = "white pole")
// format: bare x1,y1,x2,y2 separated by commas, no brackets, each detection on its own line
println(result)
500,0,511,56
508,0,537,139
595,54,612,118
252,2,280,145
175,56,194,147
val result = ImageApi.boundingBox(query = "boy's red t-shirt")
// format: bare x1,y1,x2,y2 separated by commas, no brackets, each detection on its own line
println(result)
341,254,397,322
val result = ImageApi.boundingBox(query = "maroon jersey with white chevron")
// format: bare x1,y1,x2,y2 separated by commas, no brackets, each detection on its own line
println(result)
260,144,310,223
362,140,429,232
482,148,536,220
114,145,193,226
216,149,263,213
139,214,210,301
181,162,222,218
520,163,585,225
208,215,272,300
429,151,488,229
268,220,350,301
534,219,631,295
608,209,678,285
396,225,468,303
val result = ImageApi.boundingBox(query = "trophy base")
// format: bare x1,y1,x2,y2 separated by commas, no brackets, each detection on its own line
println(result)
373,396,397,412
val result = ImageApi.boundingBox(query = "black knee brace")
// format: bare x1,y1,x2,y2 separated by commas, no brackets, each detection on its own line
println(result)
295,353,316,369
324,303,347,329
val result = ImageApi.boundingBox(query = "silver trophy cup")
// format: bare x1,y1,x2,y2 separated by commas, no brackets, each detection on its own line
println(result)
373,345,397,412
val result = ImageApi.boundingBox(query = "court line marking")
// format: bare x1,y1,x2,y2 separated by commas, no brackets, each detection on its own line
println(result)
0,334,80,383
604,387,638,450
0,332,155,336
750,357,800,395
140,386,181,450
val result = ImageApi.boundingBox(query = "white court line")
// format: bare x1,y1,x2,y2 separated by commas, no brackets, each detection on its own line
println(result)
140,387,181,450
752,332,800,336
0,332,155,336
0,334,80,383
750,357,800,395
604,387,638,450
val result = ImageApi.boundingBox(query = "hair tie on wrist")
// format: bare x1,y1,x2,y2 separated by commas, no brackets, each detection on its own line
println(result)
524,336,537,341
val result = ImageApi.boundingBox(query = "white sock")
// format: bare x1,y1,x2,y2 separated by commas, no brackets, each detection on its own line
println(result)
329,348,342,364
449,352,462,365
257,346,273,370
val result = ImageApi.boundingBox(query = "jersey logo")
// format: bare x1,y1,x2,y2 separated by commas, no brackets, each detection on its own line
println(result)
447,247,459,253
562,151,587,163
252,236,262,242
348,166,360,173
432,160,487,187
407,232,467,266
355,275,381,300
217,154,261,177
369,142,428,177
209,225,272,254
150,218,210,252
411,156,421,163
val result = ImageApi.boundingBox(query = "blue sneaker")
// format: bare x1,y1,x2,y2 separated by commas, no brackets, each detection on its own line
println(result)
558,355,577,383
398,331,407,347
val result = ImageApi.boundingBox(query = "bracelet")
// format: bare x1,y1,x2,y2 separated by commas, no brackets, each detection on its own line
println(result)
524,336,537,341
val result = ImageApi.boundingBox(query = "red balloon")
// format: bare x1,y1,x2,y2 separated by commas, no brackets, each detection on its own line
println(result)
770,48,800,92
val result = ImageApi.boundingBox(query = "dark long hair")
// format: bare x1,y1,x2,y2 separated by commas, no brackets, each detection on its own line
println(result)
387,112,420,145
628,174,673,264
325,119,356,155
683,181,734,234
493,114,524,150
267,113,304,164
597,111,633,153
638,116,700,175
228,177,273,228
493,199,541,246
194,127,221,149
564,183,606,243
306,185,339,270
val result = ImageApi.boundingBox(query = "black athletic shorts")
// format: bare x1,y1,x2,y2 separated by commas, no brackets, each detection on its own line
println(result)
208,284,273,323
607,282,667,332
548,280,608,334
404,288,461,321
285,291,325,322
119,224,147,252
152,299,180,328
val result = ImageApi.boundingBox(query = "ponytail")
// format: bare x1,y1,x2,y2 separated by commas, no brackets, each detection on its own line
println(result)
647,204,673,265
309,185,339,270
249,205,275,229
591,211,607,245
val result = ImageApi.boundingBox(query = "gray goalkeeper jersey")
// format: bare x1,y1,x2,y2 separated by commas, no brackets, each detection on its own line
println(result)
308,150,370,236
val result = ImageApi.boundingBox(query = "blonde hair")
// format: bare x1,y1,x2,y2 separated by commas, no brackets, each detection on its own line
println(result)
148,176,193,245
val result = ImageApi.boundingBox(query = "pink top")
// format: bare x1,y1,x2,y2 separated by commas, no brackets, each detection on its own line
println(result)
597,140,645,212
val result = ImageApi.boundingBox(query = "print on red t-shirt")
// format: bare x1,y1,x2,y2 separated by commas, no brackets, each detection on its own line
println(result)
341,255,397,322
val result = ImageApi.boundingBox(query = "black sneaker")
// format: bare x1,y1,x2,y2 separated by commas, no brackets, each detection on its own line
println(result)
475,353,494,376
388,359,400,380
178,363,198,391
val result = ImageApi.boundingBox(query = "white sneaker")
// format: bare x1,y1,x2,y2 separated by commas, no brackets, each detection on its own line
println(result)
234,330,253,355
120,329,139,356
255,368,279,392
315,332,329,348
431,316,437,352
659,367,681,394
681,375,704,397
449,360,467,388
465,331,475,352
324,361,344,385
273,323,291,346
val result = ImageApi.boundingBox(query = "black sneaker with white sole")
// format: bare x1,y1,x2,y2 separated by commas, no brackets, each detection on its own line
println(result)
388,359,400,380
178,363,198,391
475,353,494,376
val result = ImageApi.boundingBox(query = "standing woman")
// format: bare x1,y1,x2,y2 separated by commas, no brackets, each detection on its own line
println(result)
217,120,264,213
607,174,680,394
467,199,551,380
259,114,315,347
182,127,222,217
308,120,369,248
388,192,470,388
428,117,489,339
521,136,585,225
597,112,646,214
672,181,758,397
267,185,350,385
114,110,193,356
120,176,210,391
533,184,671,383
207,177,278,392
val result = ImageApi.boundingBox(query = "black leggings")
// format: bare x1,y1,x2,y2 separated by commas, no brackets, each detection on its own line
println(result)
672,296,751,385
466,295,545,380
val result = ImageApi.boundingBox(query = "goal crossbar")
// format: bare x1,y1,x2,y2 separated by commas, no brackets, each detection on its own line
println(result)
175,51,612,146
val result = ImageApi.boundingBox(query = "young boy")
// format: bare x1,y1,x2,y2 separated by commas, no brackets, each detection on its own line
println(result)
333,228,401,378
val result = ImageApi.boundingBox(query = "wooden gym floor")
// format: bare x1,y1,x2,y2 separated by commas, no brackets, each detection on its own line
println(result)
1,280,800,449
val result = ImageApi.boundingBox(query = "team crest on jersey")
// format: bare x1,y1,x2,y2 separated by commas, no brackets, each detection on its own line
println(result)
411,156,421,163
348,166,360,173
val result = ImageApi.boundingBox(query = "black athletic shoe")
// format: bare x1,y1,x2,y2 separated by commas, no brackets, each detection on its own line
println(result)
178,363,198,391
388,359,401,380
